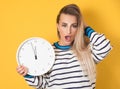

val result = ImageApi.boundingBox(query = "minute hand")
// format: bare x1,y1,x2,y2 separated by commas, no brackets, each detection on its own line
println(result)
31,42,37,60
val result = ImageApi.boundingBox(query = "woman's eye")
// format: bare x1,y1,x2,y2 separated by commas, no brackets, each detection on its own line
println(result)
72,25,78,28
62,24,67,27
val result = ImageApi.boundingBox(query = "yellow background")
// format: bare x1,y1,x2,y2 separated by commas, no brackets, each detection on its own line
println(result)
0,0,120,89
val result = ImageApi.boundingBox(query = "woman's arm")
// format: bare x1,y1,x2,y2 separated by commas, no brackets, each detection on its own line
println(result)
85,27,112,63
16,65,48,88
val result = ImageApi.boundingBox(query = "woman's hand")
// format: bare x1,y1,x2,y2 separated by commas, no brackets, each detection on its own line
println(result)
16,65,28,76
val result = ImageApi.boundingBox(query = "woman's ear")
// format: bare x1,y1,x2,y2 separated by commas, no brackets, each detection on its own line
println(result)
56,23,60,31
56,23,60,38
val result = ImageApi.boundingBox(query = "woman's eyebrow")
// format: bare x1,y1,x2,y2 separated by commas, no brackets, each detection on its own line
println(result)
61,22,67,24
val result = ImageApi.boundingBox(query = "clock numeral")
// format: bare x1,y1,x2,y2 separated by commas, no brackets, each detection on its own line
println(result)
48,63,50,66
42,41,45,44
48,48,50,50
49,55,52,58
42,68,44,71
27,43,30,45
22,48,24,50
34,40,37,43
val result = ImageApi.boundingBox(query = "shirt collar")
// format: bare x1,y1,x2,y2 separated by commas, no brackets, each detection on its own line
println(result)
54,42,71,50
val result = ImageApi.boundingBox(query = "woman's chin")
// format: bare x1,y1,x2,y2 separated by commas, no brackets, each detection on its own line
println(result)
59,39,72,46
64,41,72,46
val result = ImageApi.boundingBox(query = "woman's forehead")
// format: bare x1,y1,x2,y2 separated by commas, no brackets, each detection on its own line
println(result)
59,13,77,23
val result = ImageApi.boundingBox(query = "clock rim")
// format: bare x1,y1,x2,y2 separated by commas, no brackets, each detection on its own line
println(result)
16,37,55,76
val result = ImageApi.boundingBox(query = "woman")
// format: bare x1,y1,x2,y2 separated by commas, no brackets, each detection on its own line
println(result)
17,4,112,89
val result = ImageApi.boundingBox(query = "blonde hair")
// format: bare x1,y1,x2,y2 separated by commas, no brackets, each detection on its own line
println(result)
57,4,96,80
73,20,96,80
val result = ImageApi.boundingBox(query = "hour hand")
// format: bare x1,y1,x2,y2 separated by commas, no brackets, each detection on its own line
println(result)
35,55,37,60
34,46,37,60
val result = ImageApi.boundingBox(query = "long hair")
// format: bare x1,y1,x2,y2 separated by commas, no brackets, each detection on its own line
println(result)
56,4,96,80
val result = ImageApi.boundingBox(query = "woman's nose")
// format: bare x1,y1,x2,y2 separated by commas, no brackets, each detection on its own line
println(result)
67,27,71,34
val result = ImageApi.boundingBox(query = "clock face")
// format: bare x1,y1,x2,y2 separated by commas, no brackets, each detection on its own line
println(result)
16,37,55,76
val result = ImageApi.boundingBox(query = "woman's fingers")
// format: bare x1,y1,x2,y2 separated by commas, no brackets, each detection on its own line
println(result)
22,66,28,76
16,65,28,76
17,65,23,73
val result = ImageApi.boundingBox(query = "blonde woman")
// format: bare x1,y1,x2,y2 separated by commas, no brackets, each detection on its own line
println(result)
17,4,112,89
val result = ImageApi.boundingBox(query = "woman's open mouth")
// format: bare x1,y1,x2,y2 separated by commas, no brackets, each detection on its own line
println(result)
65,36,71,42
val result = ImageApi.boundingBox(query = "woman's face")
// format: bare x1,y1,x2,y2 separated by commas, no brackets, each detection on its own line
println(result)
57,13,78,46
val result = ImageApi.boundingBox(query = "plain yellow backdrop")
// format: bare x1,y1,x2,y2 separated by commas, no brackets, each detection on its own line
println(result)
0,0,120,89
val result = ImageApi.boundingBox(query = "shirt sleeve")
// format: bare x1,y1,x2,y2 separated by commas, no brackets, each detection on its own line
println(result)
24,74,49,89
85,27,112,63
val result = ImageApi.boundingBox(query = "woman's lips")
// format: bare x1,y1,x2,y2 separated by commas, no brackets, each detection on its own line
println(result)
65,36,71,42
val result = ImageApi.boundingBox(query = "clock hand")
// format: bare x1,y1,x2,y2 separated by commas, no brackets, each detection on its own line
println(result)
34,46,37,60
31,42,37,60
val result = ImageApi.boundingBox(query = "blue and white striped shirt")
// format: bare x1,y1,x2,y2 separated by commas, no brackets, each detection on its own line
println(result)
24,27,112,89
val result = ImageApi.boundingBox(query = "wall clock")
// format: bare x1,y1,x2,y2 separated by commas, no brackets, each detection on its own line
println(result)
16,37,55,76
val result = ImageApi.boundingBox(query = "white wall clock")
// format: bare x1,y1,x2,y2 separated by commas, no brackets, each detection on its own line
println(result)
16,37,55,76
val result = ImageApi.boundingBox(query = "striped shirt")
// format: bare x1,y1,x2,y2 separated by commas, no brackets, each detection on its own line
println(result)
24,27,112,89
